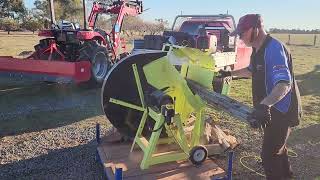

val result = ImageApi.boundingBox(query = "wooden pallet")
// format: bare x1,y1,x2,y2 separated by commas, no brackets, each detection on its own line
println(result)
96,132,225,180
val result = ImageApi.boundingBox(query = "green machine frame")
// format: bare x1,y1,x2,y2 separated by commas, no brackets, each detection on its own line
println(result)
163,44,231,95
108,43,233,169
109,58,207,169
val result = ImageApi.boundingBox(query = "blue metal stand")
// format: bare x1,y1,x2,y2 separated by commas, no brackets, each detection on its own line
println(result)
214,151,234,180
227,151,234,180
96,123,101,144
115,168,123,180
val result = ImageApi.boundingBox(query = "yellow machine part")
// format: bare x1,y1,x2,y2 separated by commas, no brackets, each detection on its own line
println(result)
143,56,206,122
171,47,217,89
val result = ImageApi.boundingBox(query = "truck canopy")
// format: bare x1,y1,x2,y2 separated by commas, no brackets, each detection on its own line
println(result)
171,15,236,34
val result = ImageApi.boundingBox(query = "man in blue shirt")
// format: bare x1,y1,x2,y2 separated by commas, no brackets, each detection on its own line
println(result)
220,14,300,179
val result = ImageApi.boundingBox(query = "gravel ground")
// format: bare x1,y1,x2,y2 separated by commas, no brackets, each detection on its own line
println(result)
0,90,98,121
0,84,109,179
0,116,110,179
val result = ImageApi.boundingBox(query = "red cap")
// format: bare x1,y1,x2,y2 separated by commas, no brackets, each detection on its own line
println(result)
230,14,261,36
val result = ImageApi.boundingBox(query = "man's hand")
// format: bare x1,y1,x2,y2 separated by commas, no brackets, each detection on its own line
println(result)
250,104,271,129
217,69,232,78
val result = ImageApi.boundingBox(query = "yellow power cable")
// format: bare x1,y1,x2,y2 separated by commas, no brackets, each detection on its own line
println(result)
240,155,266,177
288,148,298,158
240,149,298,178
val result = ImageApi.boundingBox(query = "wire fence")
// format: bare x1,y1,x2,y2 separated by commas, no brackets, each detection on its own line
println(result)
272,34,319,47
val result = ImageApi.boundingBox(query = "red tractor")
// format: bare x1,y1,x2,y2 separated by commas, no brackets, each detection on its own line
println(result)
0,0,143,85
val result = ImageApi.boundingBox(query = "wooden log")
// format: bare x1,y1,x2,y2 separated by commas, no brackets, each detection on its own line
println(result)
187,80,255,124
204,144,224,156
212,125,230,149
202,120,239,153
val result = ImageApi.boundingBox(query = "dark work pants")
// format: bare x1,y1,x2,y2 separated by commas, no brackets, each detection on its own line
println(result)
261,109,293,180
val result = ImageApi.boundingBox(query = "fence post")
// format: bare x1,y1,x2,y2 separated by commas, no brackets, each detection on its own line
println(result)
287,34,291,45
314,35,317,46
115,168,123,180
96,123,101,144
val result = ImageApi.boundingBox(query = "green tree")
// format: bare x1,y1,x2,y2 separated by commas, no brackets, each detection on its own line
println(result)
1,17,19,34
60,0,82,21
33,0,50,20
122,16,145,36
22,19,42,33
0,0,26,19
155,18,169,30
33,0,83,26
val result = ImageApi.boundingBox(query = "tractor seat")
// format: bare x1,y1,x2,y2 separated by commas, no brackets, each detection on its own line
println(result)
57,20,76,30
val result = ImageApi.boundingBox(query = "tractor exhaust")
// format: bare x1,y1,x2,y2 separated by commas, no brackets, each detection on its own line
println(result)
82,0,87,30
48,0,56,26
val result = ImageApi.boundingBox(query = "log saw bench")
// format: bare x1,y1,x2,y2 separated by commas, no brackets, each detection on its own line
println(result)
97,45,254,179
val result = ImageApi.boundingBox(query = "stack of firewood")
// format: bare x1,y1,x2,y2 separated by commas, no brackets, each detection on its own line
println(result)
184,116,239,155
203,120,239,150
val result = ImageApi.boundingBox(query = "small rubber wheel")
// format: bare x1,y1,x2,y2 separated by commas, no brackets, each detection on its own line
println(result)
189,145,208,165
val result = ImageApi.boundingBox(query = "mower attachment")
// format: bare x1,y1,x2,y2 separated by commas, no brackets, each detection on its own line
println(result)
0,57,91,83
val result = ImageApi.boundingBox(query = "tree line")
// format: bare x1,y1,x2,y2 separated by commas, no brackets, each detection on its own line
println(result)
7,1,319,36
0,0,168,35
269,28,320,34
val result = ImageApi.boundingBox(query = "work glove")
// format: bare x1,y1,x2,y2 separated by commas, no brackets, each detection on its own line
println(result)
250,104,271,129
217,69,232,78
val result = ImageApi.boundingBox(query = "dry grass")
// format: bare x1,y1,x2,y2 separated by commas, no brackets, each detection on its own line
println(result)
273,34,320,47
0,31,40,57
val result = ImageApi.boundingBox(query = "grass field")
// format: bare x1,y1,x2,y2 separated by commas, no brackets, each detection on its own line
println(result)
0,31,319,178
0,31,40,57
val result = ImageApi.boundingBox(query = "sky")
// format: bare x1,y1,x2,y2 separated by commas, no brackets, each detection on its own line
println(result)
24,0,320,30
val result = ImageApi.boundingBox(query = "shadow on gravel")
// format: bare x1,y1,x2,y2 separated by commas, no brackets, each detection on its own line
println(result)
288,123,320,145
288,124,320,179
0,83,104,137
0,140,105,180
296,64,320,97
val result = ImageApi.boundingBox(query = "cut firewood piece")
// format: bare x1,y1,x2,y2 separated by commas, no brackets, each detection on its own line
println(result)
225,135,239,149
213,125,230,149
187,117,239,153
204,143,224,156
210,124,239,148
204,122,212,144
222,129,231,135
221,128,238,148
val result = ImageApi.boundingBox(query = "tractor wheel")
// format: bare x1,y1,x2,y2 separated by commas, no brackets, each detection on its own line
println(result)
78,41,111,86
189,145,208,165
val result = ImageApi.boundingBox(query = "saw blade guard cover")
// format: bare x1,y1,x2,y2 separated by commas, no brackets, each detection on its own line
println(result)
143,56,206,122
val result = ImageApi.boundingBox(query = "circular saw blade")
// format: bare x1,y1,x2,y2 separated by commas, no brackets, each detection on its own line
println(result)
101,51,167,138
